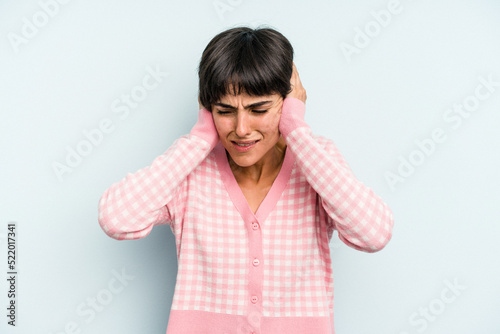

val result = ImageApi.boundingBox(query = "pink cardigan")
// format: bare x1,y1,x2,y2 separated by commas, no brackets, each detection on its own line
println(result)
98,97,394,334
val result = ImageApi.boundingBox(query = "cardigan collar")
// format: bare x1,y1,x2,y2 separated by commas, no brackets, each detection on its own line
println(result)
213,141,294,225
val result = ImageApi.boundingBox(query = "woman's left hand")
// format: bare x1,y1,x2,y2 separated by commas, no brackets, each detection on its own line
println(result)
278,62,307,140
287,62,307,104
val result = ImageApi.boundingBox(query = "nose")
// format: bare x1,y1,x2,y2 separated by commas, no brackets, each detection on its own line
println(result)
235,111,251,138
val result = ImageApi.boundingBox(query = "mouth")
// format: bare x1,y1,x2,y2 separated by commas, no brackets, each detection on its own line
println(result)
232,140,259,147
231,140,260,152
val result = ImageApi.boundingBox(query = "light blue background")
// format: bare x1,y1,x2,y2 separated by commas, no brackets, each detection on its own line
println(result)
1,0,499,333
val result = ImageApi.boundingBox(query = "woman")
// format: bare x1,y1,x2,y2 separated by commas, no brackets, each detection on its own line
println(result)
98,26,394,334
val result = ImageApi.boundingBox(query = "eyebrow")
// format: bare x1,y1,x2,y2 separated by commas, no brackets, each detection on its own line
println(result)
214,100,272,109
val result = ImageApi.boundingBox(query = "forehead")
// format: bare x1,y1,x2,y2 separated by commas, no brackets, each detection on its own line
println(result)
218,90,280,104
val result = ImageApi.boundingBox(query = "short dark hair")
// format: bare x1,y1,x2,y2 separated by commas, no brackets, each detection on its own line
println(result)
198,26,294,111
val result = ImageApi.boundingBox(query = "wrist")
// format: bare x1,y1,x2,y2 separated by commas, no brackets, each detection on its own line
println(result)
190,108,219,148
279,97,308,137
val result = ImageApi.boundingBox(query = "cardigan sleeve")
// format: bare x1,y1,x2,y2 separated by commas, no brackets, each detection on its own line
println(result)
98,108,219,240
279,97,394,253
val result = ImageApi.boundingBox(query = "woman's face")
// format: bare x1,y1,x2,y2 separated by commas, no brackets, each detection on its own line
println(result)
211,91,284,168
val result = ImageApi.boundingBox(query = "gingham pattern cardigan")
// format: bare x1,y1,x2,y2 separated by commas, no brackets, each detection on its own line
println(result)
98,97,394,334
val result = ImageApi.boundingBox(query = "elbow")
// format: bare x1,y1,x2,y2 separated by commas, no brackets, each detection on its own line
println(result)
98,213,154,241
347,229,392,253
339,230,393,253
97,192,122,240
364,229,393,253
99,217,124,240
340,207,394,253
364,208,394,253
100,225,122,240
98,207,125,240
97,193,154,241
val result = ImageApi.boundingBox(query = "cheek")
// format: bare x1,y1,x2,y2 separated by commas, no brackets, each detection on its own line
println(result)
261,112,281,135
213,117,232,136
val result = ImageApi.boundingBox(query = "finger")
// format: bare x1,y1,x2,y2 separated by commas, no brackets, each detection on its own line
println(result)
292,63,302,86
293,63,301,81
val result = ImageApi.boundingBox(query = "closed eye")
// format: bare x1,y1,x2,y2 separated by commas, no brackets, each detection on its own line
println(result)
217,109,268,114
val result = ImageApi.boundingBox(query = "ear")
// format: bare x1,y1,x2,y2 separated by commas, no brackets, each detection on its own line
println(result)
277,97,284,115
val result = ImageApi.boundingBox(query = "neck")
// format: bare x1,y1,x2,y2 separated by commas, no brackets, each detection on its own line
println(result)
228,136,286,184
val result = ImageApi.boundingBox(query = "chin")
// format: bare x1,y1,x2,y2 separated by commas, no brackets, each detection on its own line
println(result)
227,153,258,167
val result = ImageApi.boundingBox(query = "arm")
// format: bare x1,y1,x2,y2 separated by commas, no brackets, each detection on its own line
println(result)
98,108,219,240
279,97,394,252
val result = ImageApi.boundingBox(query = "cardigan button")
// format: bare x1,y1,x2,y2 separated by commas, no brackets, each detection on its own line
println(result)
252,222,259,230
252,258,260,266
